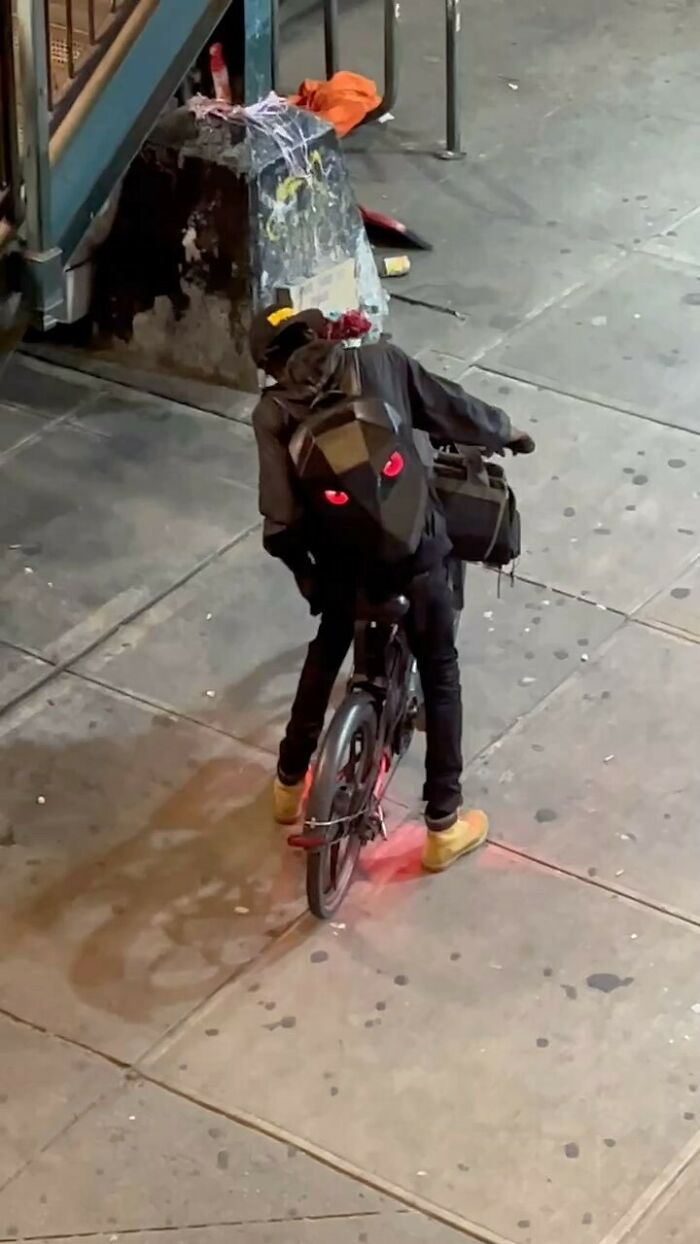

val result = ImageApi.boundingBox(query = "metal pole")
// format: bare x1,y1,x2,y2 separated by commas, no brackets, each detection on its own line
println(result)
364,0,399,122
440,0,464,160
382,0,398,115
324,0,339,80
15,0,63,321
270,0,280,92
0,0,22,227
16,0,53,252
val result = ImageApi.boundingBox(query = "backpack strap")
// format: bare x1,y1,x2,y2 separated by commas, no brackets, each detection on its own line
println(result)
343,350,362,398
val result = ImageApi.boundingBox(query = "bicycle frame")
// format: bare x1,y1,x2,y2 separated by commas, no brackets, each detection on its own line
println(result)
349,611,416,793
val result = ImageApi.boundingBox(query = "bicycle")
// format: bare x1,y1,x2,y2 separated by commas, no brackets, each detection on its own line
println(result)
288,558,465,920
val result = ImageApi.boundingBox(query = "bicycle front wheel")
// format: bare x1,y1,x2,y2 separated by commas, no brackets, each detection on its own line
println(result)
306,692,378,920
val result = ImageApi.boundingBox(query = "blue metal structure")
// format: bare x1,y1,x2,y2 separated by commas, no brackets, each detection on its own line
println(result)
53,0,236,257
2,0,275,329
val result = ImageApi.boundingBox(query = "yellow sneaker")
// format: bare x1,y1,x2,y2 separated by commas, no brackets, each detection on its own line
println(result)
422,809,489,873
273,776,306,825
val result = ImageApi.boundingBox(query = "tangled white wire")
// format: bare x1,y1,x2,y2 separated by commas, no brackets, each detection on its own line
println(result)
188,92,313,181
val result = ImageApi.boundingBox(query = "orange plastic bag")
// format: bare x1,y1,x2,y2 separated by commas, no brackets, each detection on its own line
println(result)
289,71,381,138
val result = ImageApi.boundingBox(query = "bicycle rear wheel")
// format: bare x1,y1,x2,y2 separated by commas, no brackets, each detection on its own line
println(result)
306,692,378,920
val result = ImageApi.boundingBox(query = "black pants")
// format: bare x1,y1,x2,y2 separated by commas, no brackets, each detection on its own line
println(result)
278,562,463,820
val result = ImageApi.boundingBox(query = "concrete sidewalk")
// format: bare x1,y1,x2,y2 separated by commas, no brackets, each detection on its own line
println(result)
1,0,700,1240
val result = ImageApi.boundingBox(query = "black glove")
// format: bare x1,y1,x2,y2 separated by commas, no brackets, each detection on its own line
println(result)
508,427,536,455
296,574,323,617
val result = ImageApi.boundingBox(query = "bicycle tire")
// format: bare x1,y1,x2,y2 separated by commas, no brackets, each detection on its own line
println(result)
306,692,378,920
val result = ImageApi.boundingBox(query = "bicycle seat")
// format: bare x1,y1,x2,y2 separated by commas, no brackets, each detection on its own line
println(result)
356,595,410,624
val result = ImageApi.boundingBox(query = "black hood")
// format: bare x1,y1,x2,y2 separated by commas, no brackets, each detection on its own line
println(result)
282,340,348,401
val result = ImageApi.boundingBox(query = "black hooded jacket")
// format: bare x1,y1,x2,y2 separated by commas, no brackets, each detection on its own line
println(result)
252,339,513,581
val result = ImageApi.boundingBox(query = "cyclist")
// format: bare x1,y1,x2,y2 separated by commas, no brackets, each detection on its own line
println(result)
250,306,534,872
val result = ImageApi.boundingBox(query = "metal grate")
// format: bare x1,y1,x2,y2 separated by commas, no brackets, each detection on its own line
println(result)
11,1,139,128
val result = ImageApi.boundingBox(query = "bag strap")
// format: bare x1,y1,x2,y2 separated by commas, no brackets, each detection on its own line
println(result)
482,479,510,563
344,349,362,398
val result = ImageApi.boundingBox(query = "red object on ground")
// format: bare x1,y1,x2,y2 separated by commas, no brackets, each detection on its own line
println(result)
359,205,433,252
289,71,381,138
209,43,232,104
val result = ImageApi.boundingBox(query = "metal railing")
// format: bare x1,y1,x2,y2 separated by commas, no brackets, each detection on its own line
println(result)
273,0,463,157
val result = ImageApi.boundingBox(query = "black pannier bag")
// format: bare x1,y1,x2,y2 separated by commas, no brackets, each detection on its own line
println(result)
433,445,521,568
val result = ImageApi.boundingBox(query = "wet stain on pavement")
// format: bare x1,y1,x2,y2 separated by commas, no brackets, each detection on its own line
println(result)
535,808,557,823
266,1015,297,1031
587,973,634,993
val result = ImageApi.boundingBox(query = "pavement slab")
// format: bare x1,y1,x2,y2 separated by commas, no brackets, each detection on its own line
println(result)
0,644,52,715
0,418,258,661
0,1079,390,1238
0,404,45,456
0,675,304,1061
392,571,622,809
68,387,258,484
458,370,700,611
148,849,700,1244
467,106,700,246
482,253,700,432
0,1014,120,1189
373,198,619,345
384,300,488,370
22,1220,481,1244
470,623,700,919
644,207,700,267
75,531,313,755
636,556,700,639
0,355,97,421
629,1155,700,1244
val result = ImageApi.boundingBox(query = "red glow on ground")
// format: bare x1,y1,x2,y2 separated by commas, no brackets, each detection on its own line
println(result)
361,817,425,886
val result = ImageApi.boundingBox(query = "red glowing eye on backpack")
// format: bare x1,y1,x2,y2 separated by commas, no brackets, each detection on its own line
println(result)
382,451,404,479
323,489,350,506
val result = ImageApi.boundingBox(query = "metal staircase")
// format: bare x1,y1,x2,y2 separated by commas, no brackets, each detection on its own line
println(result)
1,0,242,353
